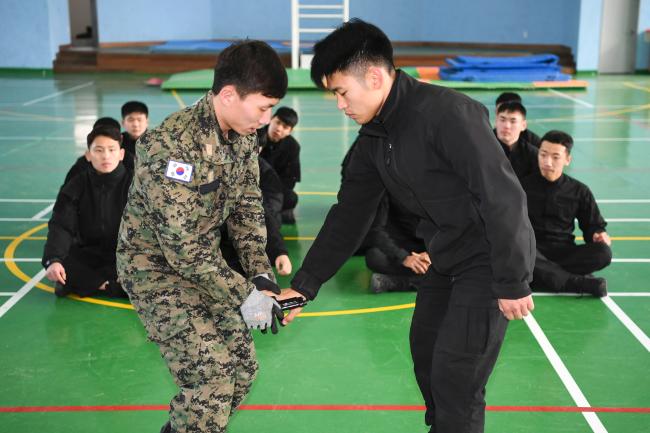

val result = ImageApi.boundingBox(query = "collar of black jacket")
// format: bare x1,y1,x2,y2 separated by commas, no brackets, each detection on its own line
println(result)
358,69,410,139
89,162,126,187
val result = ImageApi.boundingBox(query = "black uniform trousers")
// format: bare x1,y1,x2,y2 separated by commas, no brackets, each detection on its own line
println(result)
61,248,127,298
282,187,298,210
532,242,612,291
409,267,508,433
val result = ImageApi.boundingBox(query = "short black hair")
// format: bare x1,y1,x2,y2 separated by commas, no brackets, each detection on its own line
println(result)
496,92,522,107
497,101,527,118
541,130,574,153
273,106,299,127
121,101,149,118
87,125,122,149
310,18,395,89
93,117,121,130
212,40,288,99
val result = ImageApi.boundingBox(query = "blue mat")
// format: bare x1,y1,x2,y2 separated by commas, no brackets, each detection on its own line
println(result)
151,40,291,53
440,54,570,82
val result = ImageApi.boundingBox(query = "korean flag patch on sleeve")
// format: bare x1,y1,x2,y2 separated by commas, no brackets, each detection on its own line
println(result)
165,160,194,183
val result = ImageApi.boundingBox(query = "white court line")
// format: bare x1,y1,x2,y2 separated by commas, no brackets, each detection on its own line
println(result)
0,292,16,296
524,314,607,433
0,199,54,203
0,258,41,263
0,269,46,319
547,88,595,108
0,136,73,141
611,259,650,263
533,292,650,297
22,82,94,106
607,218,650,222
574,138,650,142
31,203,54,220
597,199,650,203
0,218,48,222
601,296,650,352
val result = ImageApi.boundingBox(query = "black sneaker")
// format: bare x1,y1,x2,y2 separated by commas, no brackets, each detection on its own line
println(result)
160,421,172,433
281,209,296,224
54,282,71,298
370,273,411,293
566,275,608,297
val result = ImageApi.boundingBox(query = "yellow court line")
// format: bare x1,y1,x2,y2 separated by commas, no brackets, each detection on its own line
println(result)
283,236,316,241
0,236,46,241
2,224,414,317
297,191,337,196
536,103,650,123
623,82,650,93
171,90,187,109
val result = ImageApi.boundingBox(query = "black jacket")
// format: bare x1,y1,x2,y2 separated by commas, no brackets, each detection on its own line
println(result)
43,163,133,268
493,129,539,180
292,71,535,300
343,137,424,262
220,157,288,269
521,171,606,245
62,131,137,186
259,127,301,190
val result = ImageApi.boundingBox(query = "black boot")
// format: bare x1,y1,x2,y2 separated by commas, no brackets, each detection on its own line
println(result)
370,273,412,293
281,208,296,224
160,421,172,433
566,275,607,297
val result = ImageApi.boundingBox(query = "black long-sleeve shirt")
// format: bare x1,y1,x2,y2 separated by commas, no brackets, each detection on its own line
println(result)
291,71,535,300
521,171,607,245
220,157,288,269
259,127,301,191
493,129,539,180
43,163,133,268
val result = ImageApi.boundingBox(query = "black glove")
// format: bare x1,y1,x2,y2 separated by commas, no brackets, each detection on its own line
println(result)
252,275,281,295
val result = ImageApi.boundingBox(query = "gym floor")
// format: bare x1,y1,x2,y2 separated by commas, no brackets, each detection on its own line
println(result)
0,71,648,433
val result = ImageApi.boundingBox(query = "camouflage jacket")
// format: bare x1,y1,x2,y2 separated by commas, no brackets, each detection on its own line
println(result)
116,91,272,304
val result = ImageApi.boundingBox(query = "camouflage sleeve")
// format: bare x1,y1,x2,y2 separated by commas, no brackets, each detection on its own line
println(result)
227,154,274,281
135,136,254,304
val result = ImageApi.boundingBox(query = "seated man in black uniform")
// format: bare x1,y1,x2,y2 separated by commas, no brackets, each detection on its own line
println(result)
259,106,301,223
494,101,539,180
342,137,430,293
496,91,541,147
63,117,123,185
120,100,149,160
521,130,612,297
365,196,431,293
43,125,134,298
220,156,293,277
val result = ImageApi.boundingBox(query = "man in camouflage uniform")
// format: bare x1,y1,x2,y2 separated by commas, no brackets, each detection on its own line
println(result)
116,41,288,433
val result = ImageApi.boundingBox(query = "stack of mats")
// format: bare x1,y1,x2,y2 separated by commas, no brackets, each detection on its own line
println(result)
150,39,291,53
439,54,571,82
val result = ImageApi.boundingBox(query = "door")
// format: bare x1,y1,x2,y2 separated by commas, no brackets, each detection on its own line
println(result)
599,0,640,73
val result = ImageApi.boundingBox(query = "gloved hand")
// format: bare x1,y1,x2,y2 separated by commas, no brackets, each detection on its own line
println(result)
240,289,284,334
251,274,281,295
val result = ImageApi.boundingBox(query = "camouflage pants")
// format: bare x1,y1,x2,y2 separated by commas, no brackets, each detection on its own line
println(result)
126,278,257,433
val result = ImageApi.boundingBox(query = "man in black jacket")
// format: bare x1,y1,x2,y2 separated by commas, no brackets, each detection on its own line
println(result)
521,130,611,297
62,101,148,185
280,19,535,433
259,106,301,223
43,125,133,298
494,101,539,180
495,92,541,148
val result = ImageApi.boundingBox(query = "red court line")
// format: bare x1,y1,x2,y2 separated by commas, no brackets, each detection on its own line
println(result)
0,404,649,413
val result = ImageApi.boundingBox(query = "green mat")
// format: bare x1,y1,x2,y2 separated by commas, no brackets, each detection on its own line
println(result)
161,68,585,91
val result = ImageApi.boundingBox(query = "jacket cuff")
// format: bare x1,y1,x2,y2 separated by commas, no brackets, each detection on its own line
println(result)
290,268,323,300
395,249,409,263
490,281,531,300
43,257,62,269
